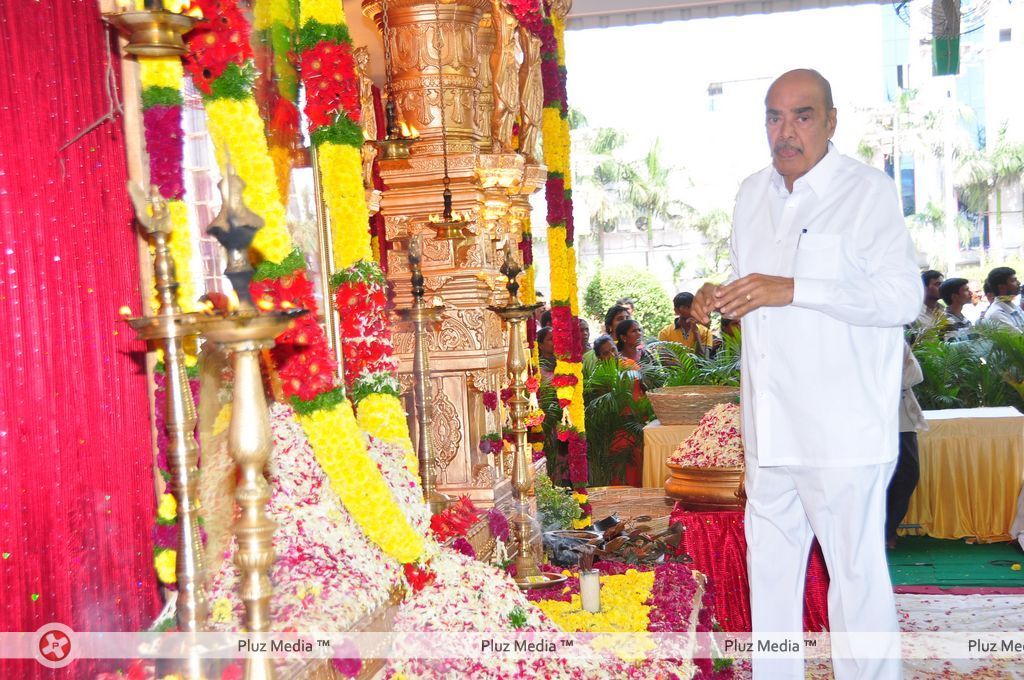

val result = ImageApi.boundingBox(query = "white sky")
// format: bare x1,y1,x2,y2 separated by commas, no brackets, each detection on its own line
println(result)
563,5,893,213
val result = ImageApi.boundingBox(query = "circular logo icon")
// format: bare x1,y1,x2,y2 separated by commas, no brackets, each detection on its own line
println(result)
32,623,75,669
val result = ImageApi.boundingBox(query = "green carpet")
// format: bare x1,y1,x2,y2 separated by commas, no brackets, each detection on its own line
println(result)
887,536,1024,587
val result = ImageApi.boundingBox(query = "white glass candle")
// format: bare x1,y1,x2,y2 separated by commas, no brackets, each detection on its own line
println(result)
580,569,601,613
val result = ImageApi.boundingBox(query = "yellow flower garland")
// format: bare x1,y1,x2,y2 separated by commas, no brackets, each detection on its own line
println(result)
547,227,570,301
154,549,177,585
139,58,195,313
254,0,293,29
167,200,196,311
157,493,177,522
541,108,569,177
139,56,184,90
317,142,371,269
355,392,418,476
298,401,425,564
565,245,579,317
203,98,293,265
299,0,342,23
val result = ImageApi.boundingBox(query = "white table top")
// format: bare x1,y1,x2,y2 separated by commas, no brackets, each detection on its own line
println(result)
924,407,1023,421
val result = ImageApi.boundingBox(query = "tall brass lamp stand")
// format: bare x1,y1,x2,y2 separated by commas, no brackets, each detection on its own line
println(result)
488,245,543,580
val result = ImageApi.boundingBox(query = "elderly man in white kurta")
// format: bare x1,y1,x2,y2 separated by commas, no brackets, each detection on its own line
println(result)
694,69,920,680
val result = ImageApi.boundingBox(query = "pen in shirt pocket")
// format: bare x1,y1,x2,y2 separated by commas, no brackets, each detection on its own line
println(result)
797,227,808,248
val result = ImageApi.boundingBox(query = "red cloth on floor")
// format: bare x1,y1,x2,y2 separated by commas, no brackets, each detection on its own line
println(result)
671,507,831,632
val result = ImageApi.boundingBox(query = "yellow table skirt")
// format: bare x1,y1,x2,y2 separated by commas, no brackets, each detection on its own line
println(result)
642,420,697,488
901,407,1024,543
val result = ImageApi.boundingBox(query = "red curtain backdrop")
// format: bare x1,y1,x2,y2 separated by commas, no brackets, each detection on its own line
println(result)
0,1,161,676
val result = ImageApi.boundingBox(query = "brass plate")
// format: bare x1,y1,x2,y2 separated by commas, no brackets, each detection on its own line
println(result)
515,573,568,590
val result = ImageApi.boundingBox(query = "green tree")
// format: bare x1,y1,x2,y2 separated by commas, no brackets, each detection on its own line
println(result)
583,265,673,336
574,128,632,260
622,139,693,268
689,208,732,279
956,125,1024,260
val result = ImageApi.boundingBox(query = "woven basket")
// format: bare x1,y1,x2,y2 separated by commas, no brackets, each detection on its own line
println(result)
647,385,739,425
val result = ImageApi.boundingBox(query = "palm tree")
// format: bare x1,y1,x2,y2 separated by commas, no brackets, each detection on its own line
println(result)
860,88,978,271
622,139,693,268
956,126,1024,260
573,127,632,260
689,208,732,279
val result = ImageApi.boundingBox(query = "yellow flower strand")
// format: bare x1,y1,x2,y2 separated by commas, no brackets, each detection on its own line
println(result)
139,56,184,90
299,0,343,24
317,142,371,269
154,549,177,585
298,401,425,564
204,98,294,264
565,245,579,317
547,227,570,301
355,393,418,476
254,0,294,30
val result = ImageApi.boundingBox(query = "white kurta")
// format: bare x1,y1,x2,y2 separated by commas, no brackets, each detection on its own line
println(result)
730,144,921,467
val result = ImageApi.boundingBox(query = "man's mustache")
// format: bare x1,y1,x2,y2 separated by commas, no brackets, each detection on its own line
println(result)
774,142,802,154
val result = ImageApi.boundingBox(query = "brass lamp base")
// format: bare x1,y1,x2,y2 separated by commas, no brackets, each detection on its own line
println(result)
425,489,451,515
427,219,474,242
375,136,416,160
103,10,199,57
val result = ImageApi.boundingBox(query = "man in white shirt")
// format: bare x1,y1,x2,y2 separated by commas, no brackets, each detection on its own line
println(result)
980,266,1024,331
693,69,920,680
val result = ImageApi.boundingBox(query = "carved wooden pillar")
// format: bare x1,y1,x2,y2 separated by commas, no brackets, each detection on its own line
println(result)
363,0,514,508
475,11,495,148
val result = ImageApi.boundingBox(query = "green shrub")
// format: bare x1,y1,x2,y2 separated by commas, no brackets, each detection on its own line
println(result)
583,266,673,336
534,474,582,531
911,325,1024,410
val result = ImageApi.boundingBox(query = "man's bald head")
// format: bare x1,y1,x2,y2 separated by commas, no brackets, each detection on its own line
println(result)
766,69,834,111
764,68,838,191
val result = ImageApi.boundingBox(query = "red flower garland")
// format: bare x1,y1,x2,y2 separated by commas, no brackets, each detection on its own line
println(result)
333,278,399,389
184,0,254,93
299,41,361,128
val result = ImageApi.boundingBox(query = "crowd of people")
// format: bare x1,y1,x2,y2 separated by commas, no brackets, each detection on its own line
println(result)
916,266,1024,339
534,294,739,383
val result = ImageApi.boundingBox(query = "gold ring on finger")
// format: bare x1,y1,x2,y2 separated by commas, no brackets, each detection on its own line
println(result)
746,294,752,301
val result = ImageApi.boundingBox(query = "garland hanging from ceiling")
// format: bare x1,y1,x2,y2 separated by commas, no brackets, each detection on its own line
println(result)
253,0,302,202
295,0,418,477
184,0,424,565
507,0,590,526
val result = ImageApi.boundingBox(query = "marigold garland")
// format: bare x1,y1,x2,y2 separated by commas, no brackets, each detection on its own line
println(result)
139,57,195,313
186,0,423,565
138,54,203,587
253,0,302,201
355,392,418,475
297,0,416,481
537,1,587,491
298,401,425,564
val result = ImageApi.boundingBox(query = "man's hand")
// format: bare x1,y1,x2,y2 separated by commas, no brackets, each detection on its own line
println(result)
692,283,719,325
716,274,794,319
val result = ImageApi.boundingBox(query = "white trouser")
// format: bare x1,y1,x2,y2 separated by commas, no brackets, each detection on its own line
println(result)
745,456,901,680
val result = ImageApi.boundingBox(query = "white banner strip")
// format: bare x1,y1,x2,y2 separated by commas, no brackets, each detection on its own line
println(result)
7,630,1024,667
